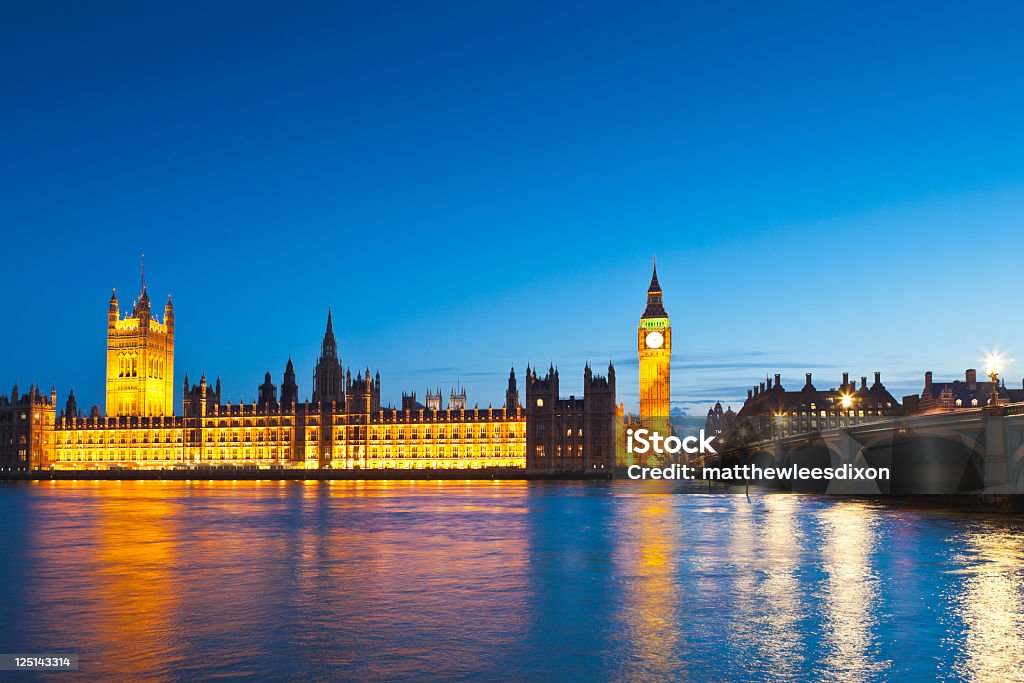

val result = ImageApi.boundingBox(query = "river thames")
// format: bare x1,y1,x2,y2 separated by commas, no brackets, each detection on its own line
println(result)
1,481,1023,681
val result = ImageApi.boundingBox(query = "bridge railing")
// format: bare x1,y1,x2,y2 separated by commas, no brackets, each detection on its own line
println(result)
717,402,1024,451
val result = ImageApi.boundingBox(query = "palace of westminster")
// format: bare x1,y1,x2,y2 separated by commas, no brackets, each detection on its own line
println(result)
6,261,1000,475
1,264,675,474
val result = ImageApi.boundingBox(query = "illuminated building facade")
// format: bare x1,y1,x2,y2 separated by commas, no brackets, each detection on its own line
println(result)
106,278,175,417
718,371,903,444
524,362,617,473
638,263,671,434
46,288,529,471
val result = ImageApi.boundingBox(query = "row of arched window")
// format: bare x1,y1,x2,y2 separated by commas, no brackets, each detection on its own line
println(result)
116,353,166,379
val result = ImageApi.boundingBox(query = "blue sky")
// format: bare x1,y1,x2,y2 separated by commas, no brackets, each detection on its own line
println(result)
3,1,1024,415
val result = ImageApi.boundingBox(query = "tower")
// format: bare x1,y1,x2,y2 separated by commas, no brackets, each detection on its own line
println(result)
312,308,344,404
448,384,467,411
638,262,671,434
425,388,442,411
105,259,175,417
505,366,519,411
64,388,78,419
281,358,298,407
258,371,277,406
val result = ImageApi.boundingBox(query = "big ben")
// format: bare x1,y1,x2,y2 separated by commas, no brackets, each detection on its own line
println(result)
638,263,671,434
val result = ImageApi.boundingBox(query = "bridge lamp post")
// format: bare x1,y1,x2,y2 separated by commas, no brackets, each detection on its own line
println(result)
840,393,853,426
985,353,1003,406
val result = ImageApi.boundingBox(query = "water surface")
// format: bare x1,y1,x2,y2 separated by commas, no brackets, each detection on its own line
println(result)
1,481,1022,681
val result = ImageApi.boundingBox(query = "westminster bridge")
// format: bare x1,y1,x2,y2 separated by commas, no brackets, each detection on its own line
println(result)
709,404,1024,495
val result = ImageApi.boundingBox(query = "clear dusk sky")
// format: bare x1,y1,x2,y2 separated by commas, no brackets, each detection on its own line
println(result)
3,1,1024,416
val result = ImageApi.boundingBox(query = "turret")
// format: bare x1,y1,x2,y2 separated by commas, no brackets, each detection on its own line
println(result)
258,370,277,406
108,289,119,327
65,388,78,418
135,286,151,323
199,373,208,416
281,357,298,406
505,366,519,411
165,294,174,331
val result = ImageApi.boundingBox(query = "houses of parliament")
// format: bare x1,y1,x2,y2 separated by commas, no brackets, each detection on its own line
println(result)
0,263,674,474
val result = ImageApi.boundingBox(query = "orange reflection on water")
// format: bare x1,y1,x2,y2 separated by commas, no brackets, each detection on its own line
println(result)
613,495,685,681
27,481,187,680
25,480,532,681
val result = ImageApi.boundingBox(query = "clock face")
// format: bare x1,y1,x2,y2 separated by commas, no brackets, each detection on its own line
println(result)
645,331,664,349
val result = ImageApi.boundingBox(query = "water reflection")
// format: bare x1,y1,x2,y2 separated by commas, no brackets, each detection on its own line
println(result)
950,524,1024,683
21,481,533,681
753,496,806,679
3,482,1024,681
716,496,808,681
816,503,888,681
613,495,685,680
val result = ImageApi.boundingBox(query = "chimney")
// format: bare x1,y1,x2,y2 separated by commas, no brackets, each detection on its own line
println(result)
775,373,781,388
747,389,753,399
842,372,849,387
767,378,773,390
760,381,766,394
925,371,932,388
861,376,867,390
805,373,813,388
966,368,977,389
874,371,881,387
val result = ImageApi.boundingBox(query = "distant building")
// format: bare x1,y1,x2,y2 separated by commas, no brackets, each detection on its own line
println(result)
0,384,56,471
704,402,737,441
911,369,1024,414
525,362,616,474
719,371,903,444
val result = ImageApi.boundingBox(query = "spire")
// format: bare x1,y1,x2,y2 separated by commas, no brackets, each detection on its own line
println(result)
320,308,338,359
641,260,668,318
648,257,661,293
138,252,149,304
109,288,119,321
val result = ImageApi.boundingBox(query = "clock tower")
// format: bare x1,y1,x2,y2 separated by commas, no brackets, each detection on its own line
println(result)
638,262,671,434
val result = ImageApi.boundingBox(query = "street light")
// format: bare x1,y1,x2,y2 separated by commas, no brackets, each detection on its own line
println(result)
984,352,1004,406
